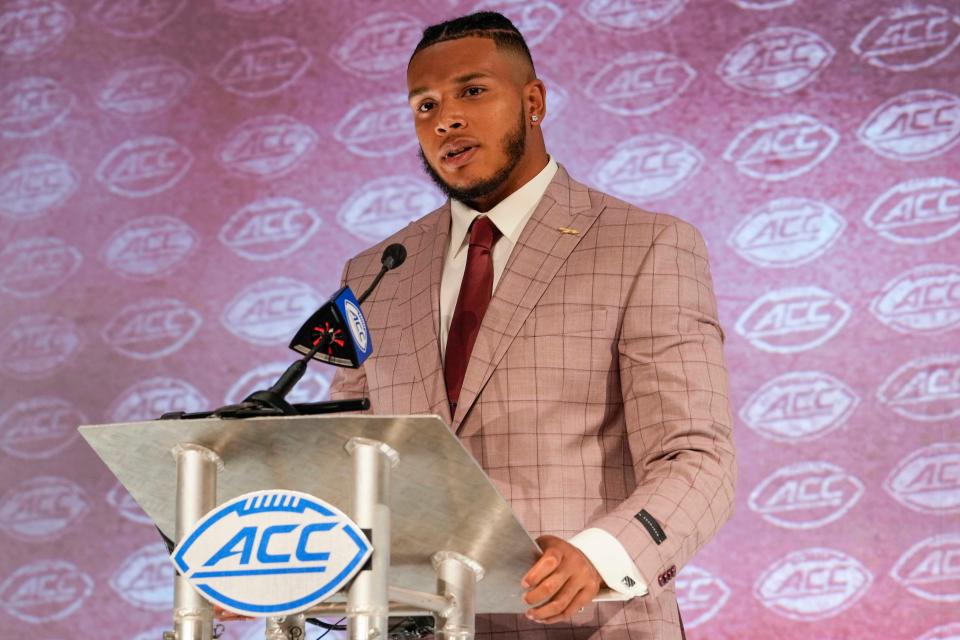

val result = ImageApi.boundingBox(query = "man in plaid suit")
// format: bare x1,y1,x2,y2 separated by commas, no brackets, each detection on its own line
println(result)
330,12,736,640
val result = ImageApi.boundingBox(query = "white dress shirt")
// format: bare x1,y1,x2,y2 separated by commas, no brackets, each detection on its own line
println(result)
439,157,648,598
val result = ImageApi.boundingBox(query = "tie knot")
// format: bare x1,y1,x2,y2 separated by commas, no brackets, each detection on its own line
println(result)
469,216,501,250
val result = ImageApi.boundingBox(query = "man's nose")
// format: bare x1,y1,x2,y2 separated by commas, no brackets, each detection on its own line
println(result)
435,107,465,134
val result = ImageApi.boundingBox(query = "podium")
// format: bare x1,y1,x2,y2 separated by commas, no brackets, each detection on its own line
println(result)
80,414,543,640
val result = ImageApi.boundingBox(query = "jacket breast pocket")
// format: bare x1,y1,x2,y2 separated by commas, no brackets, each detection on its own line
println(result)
521,305,614,338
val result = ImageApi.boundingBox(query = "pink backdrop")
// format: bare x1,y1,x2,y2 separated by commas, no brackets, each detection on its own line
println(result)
0,0,958,638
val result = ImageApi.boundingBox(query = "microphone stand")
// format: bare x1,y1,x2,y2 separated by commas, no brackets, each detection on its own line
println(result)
153,249,403,556
161,245,404,421
161,330,369,420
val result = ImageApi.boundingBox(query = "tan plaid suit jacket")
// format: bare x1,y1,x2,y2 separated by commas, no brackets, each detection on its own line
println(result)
330,165,736,640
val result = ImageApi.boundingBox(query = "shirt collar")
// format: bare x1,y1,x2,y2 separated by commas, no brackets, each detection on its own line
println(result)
448,156,558,256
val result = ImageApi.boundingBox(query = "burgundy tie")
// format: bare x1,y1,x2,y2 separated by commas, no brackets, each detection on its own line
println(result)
445,216,502,413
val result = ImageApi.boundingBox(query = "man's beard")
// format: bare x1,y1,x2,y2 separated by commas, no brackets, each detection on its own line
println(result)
418,108,526,208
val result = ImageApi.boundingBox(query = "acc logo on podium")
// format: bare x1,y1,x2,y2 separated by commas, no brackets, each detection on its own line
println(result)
173,490,371,616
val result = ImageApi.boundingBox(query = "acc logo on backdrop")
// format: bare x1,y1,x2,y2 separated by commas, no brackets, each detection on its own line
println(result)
885,442,960,515
226,363,331,406
108,376,208,423
865,177,960,245
585,51,696,117
735,287,851,353
0,559,93,624
101,215,198,280
218,114,317,179
890,534,960,602
88,0,185,39
219,197,321,261
221,277,322,345
0,476,89,541
213,36,311,97
0,397,83,460
0,76,74,138
753,548,872,621
96,136,193,197
0,0,74,59
748,461,863,529
851,5,960,72
330,11,421,77
674,565,730,629
0,153,77,220
724,113,839,181
215,0,294,16
870,264,960,335
107,481,153,525
338,176,443,242
0,236,82,298
173,491,372,616
717,27,833,97
101,297,202,360
471,0,563,46
334,94,417,158
538,73,569,122
579,0,687,32
740,371,858,442
592,133,702,201
96,55,193,116
729,197,844,268
858,89,960,161
729,0,796,8
0,313,81,379
111,543,174,610
917,623,960,640
877,353,960,422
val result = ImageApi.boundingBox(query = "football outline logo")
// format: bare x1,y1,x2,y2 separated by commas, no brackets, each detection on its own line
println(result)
173,490,372,616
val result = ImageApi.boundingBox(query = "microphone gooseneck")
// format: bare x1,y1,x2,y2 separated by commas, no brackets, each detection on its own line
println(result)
162,243,407,420
244,243,406,412
264,327,334,401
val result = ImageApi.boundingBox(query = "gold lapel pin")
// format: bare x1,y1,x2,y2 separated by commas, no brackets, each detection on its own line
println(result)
557,226,579,236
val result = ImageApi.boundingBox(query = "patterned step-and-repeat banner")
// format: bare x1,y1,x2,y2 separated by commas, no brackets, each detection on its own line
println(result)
0,1,957,638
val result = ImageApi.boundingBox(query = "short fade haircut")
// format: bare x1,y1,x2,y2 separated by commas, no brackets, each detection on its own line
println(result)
410,11,536,75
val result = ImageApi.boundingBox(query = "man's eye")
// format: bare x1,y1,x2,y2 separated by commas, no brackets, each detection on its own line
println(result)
417,102,435,113
465,87,484,97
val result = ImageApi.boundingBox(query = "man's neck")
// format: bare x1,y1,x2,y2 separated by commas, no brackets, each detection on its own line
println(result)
464,151,550,212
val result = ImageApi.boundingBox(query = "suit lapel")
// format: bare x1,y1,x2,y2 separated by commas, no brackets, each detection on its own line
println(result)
452,166,605,432
401,204,452,426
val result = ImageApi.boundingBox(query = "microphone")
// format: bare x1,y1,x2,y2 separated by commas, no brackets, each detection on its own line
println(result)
239,243,406,414
289,243,406,367
160,244,407,420
358,243,407,304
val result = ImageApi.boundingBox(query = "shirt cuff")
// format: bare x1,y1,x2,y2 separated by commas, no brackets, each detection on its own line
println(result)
568,528,649,598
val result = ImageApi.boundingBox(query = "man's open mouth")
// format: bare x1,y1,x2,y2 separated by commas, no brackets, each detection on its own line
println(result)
445,145,473,159
440,144,478,167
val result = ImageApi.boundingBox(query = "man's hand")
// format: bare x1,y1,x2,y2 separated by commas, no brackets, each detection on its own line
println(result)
522,535,603,624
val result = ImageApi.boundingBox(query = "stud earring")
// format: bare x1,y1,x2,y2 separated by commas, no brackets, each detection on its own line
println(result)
531,114,539,122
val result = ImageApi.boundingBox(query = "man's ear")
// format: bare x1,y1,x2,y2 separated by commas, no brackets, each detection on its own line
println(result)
524,79,547,123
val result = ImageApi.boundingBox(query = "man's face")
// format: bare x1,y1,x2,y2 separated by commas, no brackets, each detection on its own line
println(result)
407,37,532,207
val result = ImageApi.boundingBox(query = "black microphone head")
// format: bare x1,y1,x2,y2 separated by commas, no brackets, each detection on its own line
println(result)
381,243,406,270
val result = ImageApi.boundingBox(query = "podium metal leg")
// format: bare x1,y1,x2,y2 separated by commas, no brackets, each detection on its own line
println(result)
266,614,306,639
345,438,399,640
171,443,222,640
432,552,485,640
